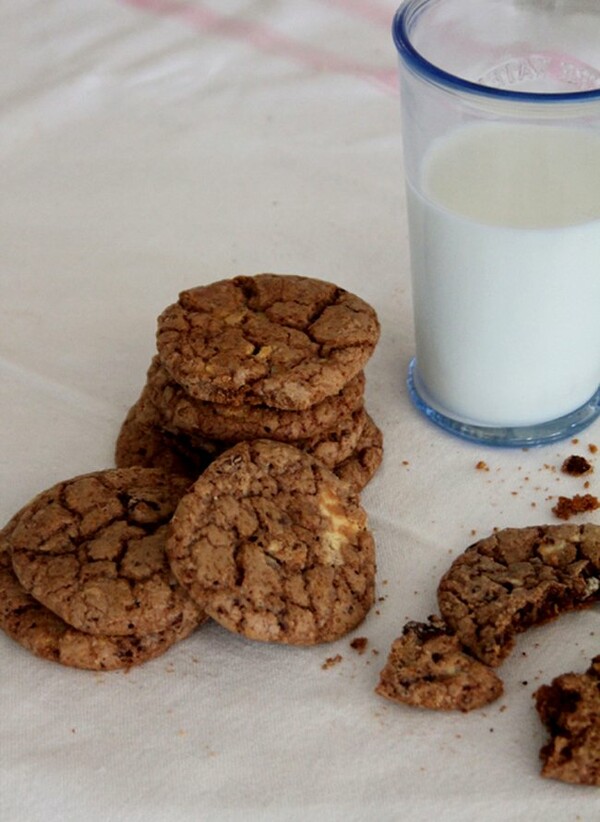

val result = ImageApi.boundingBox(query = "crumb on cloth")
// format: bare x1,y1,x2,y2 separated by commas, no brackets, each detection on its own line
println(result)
350,637,368,655
561,455,593,476
552,494,599,520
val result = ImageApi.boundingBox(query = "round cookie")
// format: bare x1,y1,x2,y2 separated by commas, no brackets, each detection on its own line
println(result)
437,524,600,667
144,355,366,442
9,467,204,637
155,274,380,410
0,515,205,670
167,440,376,645
333,413,383,492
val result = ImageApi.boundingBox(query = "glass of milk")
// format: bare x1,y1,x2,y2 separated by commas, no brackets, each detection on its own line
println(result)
393,0,600,446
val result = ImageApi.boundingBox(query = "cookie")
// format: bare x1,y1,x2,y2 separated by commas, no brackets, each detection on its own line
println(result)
115,391,216,478
437,524,600,667
275,407,367,469
0,514,204,670
155,274,380,410
534,656,600,786
144,355,366,442
375,616,503,712
158,405,367,470
118,380,370,466
9,468,204,637
167,440,376,645
333,413,383,492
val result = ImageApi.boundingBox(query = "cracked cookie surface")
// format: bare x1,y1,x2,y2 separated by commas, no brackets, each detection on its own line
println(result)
167,440,376,645
145,355,366,442
437,525,600,667
534,655,600,786
375,616,503,712
333,413,383,492
155,274,380,410
0,512,205,669
9,468,204,637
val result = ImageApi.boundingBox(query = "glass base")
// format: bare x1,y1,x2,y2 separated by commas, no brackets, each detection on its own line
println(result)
407,359,600,447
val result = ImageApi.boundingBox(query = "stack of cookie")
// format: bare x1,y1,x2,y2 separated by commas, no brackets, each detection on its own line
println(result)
0,467,207,670
116,274,383,492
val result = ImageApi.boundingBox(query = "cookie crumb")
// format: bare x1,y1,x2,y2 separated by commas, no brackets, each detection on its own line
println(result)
350,637,368,655
589,443,598,454
552,493,600,520
322,654,343,670
475,461,489,471
561,455,593,476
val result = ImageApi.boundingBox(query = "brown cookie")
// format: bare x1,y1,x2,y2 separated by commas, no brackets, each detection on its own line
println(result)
155,274,380,410
9,468,204,637
333,413,383,492
282,407,367,468
118,380,370,469
375,616,503,712
0,514,205,670
437,525,600,667
167,440,376,645
534,656,600,786
144,355,366,442
115,391,216,479
157,406,367,471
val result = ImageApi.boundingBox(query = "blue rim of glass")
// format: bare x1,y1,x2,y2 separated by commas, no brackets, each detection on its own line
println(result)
392,0,600,103
407,360,600,448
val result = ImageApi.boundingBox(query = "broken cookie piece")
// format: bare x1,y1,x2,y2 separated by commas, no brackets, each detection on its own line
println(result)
375,616,503,712
534,656,600,787
437,525,600,667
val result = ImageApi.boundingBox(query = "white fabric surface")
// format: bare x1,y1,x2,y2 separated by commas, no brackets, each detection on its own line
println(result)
1,2,598,820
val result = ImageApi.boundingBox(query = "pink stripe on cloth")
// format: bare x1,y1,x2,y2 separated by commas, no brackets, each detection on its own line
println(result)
315,0,393,28
118,0,398,93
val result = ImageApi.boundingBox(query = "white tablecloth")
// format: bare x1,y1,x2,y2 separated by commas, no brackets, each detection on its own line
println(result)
1,2,598,820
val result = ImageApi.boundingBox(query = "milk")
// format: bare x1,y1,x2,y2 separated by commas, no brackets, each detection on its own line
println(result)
406,122,600,427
